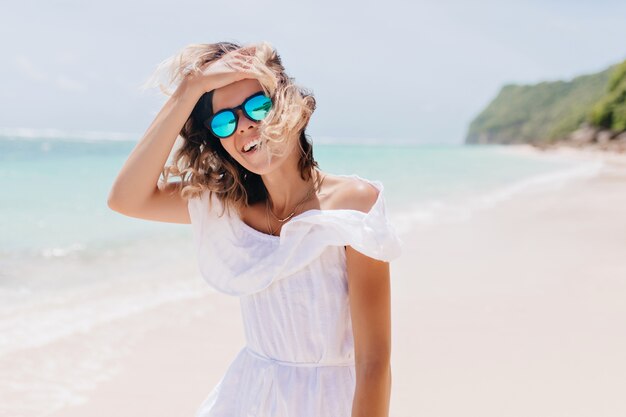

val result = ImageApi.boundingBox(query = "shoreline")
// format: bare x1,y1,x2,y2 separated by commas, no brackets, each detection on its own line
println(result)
532,138,626,155
495,141,626,175
390,143,615,237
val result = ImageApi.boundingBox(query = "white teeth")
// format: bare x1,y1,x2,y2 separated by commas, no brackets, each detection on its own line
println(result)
243,138,262,152
243,139,260,152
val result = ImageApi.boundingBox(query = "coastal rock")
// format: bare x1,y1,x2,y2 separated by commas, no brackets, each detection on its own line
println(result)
596,130,615,144
568,124,600,144
615,131,626,143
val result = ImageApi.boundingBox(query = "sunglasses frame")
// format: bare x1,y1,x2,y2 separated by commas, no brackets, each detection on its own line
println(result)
204,91,273,139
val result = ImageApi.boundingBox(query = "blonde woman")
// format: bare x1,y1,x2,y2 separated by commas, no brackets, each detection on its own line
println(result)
108,41,403,417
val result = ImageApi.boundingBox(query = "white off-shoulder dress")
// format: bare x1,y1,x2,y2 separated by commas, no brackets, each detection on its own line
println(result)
187,174,404,417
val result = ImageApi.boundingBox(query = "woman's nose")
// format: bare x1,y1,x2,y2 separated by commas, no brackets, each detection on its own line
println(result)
236,109,256,133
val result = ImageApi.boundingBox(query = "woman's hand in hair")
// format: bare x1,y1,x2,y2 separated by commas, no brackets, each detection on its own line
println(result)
188,45,262,93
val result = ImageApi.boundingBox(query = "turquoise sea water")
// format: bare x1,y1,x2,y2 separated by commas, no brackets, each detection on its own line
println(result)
0,134,604,416
0,136,593,255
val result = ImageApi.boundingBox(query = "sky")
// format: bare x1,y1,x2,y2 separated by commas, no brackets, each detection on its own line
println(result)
1,0,625,144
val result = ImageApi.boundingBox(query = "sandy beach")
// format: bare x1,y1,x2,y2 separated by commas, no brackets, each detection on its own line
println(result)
391,146,626,416
32,146,626,417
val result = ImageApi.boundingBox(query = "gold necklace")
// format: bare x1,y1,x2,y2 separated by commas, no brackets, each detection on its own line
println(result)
265,171,326,235
265,204,274,236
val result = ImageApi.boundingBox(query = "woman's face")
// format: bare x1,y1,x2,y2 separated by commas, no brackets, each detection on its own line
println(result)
211,78,296,175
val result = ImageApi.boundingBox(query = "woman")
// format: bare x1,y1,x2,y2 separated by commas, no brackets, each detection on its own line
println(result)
108,41,403,417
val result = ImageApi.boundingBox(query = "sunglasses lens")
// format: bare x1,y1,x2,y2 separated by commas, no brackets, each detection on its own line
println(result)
210,111,237,138
244,94,273,121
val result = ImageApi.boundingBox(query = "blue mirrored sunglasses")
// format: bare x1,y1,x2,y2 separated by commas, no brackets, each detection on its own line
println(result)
204,91,273,139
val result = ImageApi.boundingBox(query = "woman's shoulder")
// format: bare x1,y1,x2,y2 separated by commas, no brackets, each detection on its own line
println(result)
321,172,382,215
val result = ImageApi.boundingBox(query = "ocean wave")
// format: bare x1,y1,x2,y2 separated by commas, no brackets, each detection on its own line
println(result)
0,274,210,358
391,159,605,233
473,159,604,209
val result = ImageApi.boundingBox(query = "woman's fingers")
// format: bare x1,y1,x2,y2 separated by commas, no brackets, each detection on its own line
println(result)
231,54,256,72
238,44,258,55
192,46,261,91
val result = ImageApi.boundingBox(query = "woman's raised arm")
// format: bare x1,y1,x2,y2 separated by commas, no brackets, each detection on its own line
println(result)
107,78,205,224
107,46,259,224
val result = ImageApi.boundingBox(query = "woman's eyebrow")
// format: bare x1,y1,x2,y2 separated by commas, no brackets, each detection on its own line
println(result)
215,91,265,112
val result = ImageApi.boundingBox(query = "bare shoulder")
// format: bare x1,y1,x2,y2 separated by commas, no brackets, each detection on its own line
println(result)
322,173,379,214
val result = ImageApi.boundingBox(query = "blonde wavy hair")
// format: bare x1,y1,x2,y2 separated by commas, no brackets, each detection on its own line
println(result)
145,41,320,217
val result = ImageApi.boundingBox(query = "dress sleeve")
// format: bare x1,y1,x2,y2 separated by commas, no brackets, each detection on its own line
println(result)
187,189,227,256
339,186,404,262
283,178,404,264
188,190,208,246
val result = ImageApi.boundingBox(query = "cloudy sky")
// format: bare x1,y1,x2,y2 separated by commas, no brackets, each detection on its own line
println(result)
2,0,625,144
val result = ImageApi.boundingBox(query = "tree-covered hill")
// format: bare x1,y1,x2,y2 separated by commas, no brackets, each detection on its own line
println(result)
465,60,626,145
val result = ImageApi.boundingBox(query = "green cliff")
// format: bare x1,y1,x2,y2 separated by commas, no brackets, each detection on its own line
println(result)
465,59,626,145
589,60,626,132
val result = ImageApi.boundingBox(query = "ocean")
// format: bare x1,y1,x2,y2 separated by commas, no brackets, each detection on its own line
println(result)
0,135,601,255
0,133,603,416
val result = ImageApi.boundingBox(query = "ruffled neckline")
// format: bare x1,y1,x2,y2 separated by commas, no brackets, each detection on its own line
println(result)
234,173,383,242
189,173,402,296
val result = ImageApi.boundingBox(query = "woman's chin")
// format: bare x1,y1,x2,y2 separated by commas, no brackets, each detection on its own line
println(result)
238,140,293,176
239,151,274,175
244,155,289,177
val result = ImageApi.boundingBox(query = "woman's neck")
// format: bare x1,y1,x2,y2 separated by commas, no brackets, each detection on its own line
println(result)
262,164,319,216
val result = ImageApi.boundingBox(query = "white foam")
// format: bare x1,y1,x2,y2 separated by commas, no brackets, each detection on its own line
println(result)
0,277,210,358
0,239,211,417
473,159,604,209
41,243,86,258
390,158,605,234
